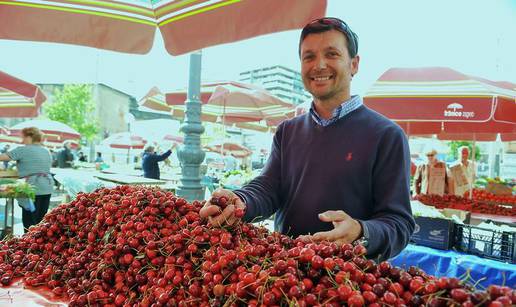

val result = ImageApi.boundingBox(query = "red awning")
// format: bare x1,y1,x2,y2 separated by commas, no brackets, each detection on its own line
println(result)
0,70,46,118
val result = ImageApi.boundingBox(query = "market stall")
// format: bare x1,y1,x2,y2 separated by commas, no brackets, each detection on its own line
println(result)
0,186,513,306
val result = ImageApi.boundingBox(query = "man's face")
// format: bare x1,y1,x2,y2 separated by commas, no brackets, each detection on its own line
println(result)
461,148,469,160
300,29,359,102
427,154,436,164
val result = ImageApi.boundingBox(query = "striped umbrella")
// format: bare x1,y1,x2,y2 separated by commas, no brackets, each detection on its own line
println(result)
0,0,326,56
163,134,183,143
10,119,81,141
205,142,252,158
0,70,46,118
0,126,20,143
101,132,147,150
140,81,295,127
363,67,516,140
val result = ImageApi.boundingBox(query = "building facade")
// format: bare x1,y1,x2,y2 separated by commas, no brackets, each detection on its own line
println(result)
239,65,311,105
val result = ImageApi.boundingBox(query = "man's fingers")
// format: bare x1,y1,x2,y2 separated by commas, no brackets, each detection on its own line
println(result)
199,204,221,219
311,228,344,242
208,204,235,226
318,210,349,222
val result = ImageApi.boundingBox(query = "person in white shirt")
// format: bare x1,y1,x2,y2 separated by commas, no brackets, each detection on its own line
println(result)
413,149,449,196
449,146,476,197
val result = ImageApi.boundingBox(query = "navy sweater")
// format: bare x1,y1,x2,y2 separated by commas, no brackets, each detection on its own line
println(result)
235,105,415,260
142,150,172,180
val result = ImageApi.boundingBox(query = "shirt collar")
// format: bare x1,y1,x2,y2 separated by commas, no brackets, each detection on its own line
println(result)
309,95,363,127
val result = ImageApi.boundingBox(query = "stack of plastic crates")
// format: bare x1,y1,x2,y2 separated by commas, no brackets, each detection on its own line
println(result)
454,223,516,263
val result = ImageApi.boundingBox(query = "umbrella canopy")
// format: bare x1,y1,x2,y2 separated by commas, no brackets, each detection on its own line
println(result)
205,142,252,158
101,132,147,150
0,126,20,143
163,134,184,143
10,119,81,141
0,70,46,118
140,81,295,126
43,139,79,150
0,0,326,56
363,67,516,138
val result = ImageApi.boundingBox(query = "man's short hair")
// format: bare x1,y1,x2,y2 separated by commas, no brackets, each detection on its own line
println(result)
299,17,359,58
144,146,155,153
458,146,470,156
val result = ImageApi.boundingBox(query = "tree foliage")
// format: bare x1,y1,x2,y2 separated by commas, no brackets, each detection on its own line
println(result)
448,141,481,161
43,84,99,141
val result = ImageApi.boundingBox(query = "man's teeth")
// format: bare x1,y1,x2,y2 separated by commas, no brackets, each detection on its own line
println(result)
313,76,331,81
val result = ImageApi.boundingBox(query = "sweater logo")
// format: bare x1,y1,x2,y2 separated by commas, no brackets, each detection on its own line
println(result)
345,152,353,161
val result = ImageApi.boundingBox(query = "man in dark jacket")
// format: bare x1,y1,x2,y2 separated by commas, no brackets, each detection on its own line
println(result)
142,144,176,179
56,142,74,168
200,18,414,261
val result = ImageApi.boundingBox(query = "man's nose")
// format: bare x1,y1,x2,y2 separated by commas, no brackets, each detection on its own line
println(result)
315,56,327,69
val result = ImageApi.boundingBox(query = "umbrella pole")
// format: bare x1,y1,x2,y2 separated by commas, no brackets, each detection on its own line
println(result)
176,51,206,202
470,136,476,200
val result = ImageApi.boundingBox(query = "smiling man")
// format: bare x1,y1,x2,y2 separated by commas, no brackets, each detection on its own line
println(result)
200,18,414,261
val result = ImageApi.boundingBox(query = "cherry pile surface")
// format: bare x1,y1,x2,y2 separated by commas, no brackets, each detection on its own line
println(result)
0,186,514,306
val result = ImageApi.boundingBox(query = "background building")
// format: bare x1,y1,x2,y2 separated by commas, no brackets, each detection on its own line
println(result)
239,65,310,105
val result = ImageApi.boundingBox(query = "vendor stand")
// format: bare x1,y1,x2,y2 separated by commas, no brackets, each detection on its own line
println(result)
0,177,35,239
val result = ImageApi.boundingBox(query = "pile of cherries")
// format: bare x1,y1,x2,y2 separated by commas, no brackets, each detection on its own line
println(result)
0,186,513,306
415,194,515,217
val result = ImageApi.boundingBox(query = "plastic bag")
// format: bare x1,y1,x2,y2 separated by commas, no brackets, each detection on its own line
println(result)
17,198,36,212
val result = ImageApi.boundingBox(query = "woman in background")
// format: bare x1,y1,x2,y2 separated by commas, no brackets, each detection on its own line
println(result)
0,127,53,232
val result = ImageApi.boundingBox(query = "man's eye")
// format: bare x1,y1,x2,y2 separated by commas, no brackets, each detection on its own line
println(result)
303,54,314,61
327,52,339,57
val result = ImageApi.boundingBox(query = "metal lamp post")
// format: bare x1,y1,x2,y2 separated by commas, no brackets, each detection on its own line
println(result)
176,51,206,202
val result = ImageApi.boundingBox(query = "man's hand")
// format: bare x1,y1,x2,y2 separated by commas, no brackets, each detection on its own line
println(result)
199,189,246,227
299,210,362,246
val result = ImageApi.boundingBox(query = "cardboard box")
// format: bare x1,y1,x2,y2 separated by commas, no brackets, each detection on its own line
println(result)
411,216,455,250
486,182,512,196
411,208,470,250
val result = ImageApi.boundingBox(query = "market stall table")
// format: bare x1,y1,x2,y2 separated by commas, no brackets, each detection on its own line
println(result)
93,173,166,186
391,244,516,288
0,196,14,239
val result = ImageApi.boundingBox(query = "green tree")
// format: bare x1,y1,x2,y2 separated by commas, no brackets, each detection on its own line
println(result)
43,84,98,141
448,141,481,161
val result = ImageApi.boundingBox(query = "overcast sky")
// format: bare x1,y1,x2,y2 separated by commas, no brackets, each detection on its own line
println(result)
0,0,514,101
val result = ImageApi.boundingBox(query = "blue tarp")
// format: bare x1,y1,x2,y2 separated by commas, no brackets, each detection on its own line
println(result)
391,244,516,288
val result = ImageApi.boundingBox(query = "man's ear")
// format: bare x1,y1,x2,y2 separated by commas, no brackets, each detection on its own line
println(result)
351,55,360,77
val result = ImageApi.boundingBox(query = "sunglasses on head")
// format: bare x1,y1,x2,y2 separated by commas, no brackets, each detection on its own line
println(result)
301,17,358,57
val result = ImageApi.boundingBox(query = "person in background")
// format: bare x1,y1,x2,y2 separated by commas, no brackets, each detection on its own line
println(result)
1,144,10,169
449,146,476,197
94,152,104,163
200,17,414,261
0,127,53,232
413,149,449,196
56,141,74,168
78,151,87,162
142,143,177,180
49,149,58,167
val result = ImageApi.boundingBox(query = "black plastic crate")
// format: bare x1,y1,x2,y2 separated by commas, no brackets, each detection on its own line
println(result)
454,223,516,263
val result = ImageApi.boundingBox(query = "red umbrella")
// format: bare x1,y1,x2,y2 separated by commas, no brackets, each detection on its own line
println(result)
0,0,326,56
163,134,184,143
205,142,252,158
0,70,46,118
363,67,516,139
101,132,147,150
10,119,81,141
0,126,20,143
140,81,295,126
